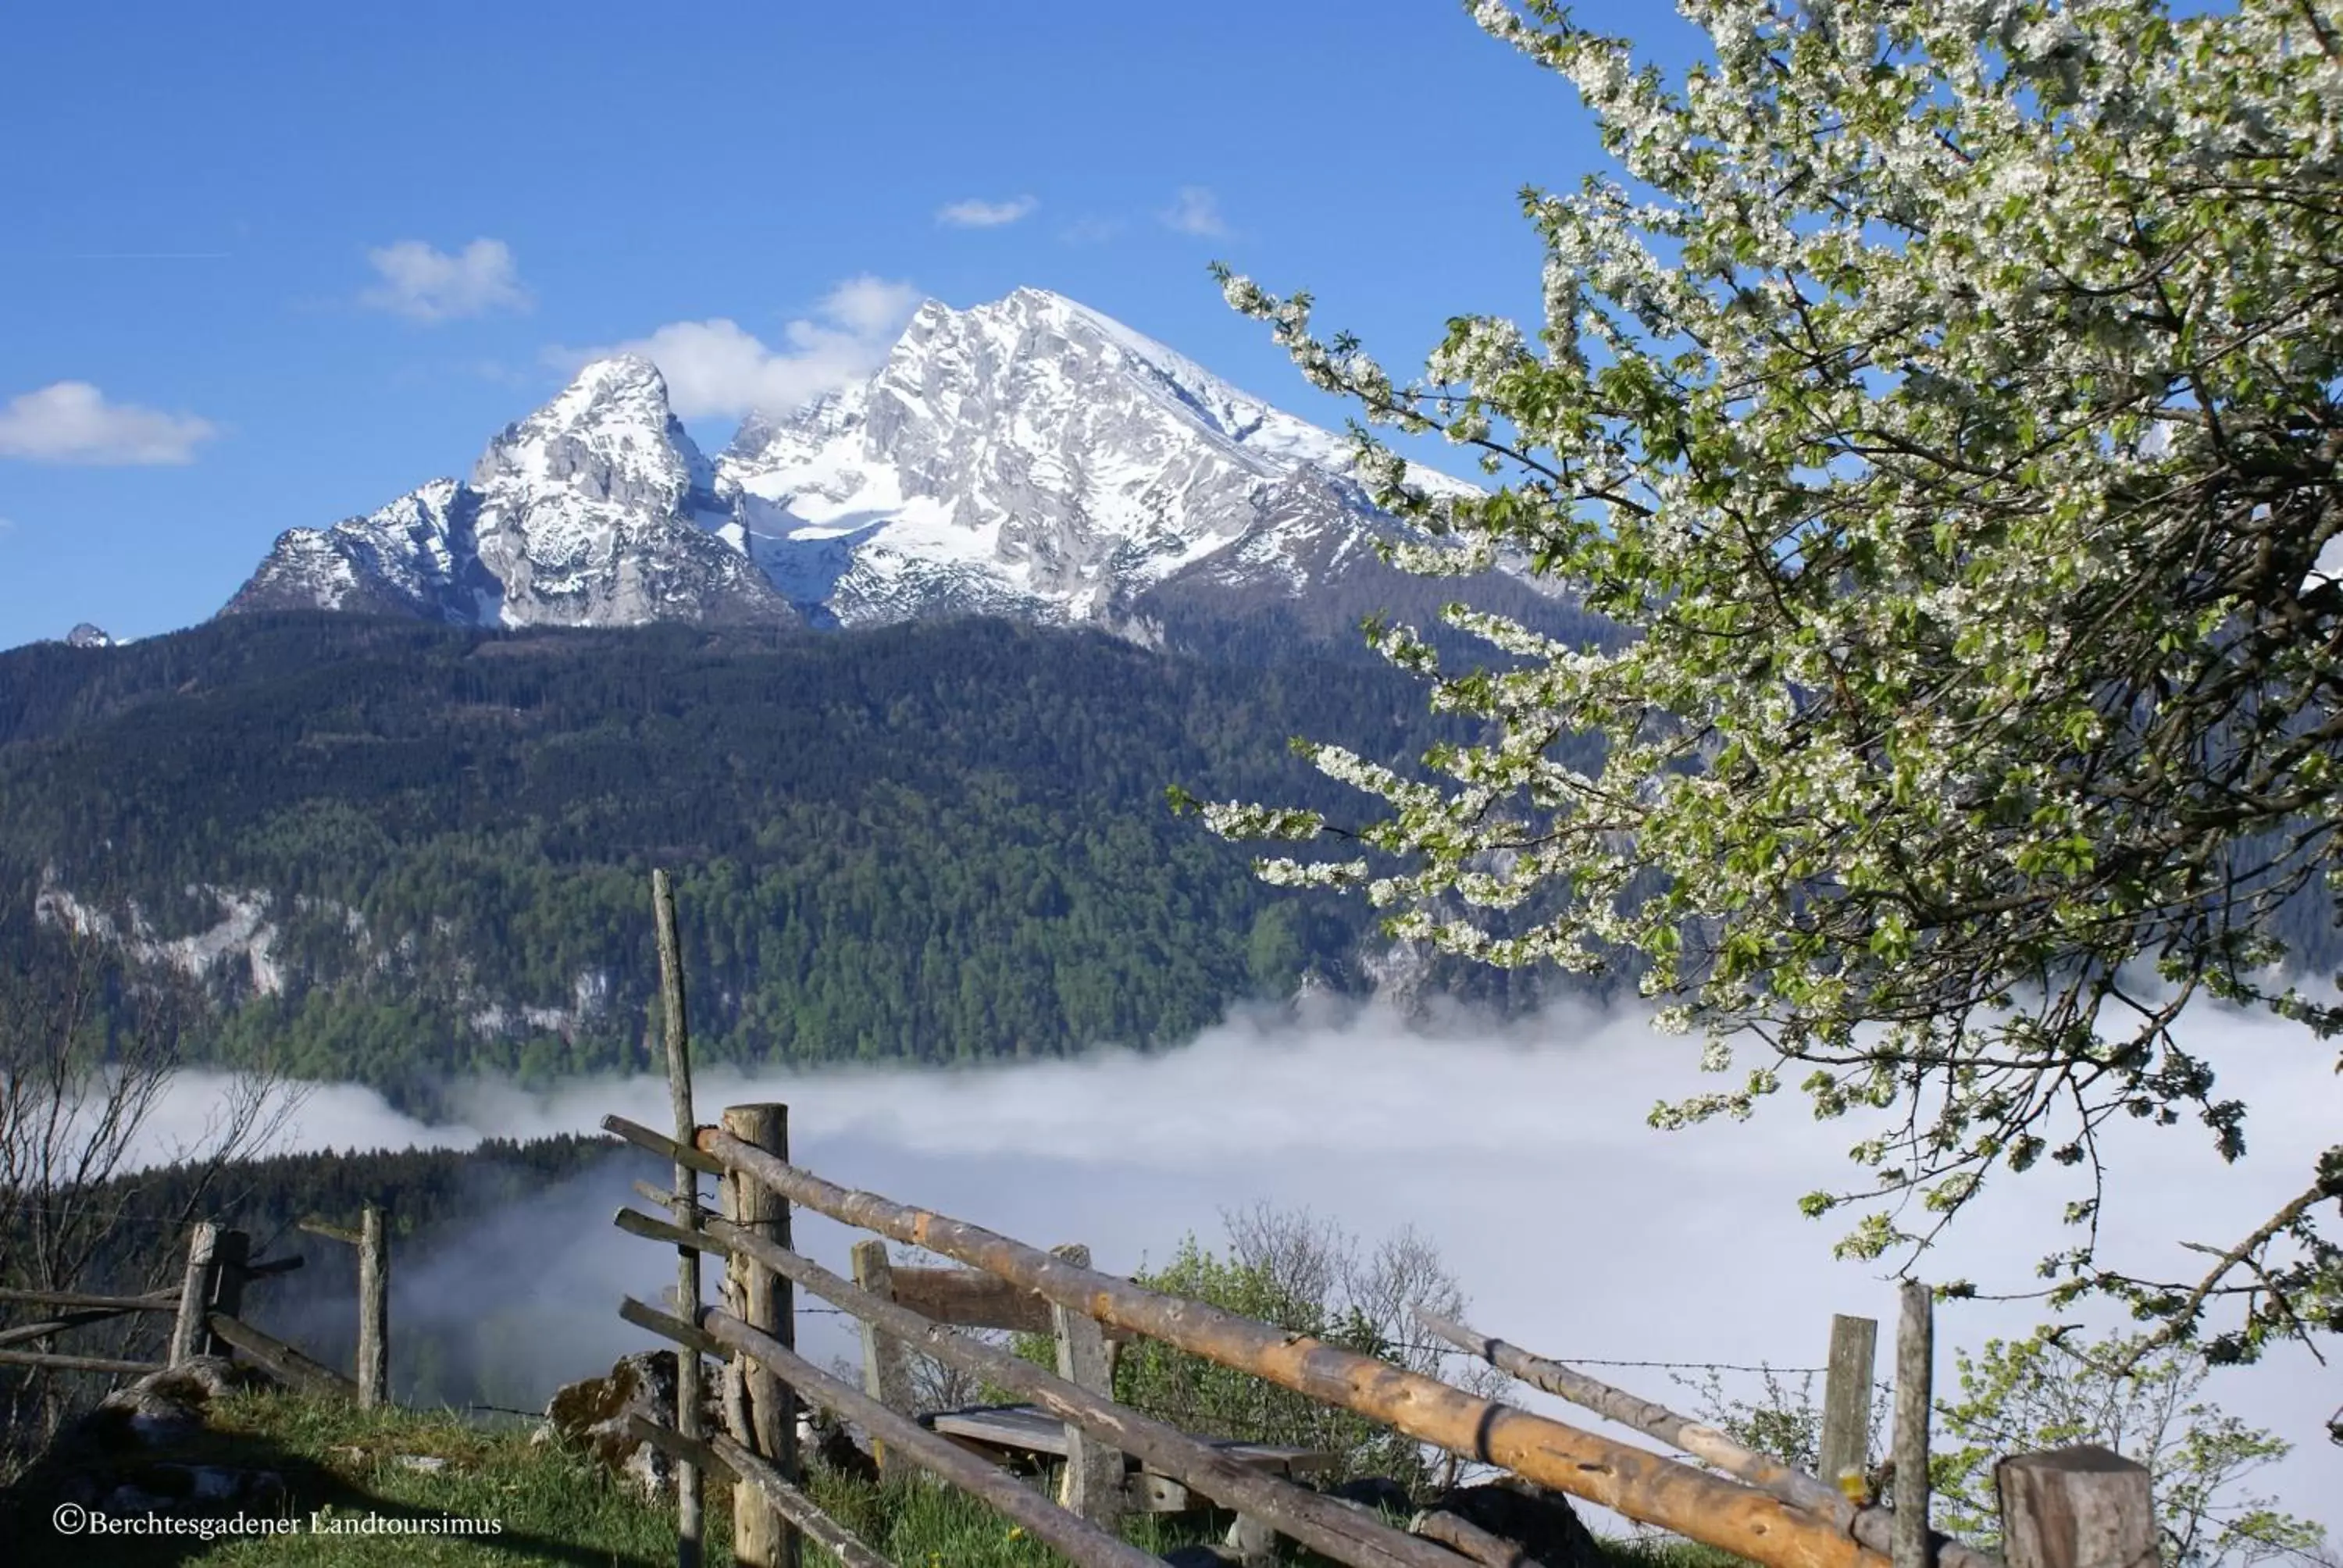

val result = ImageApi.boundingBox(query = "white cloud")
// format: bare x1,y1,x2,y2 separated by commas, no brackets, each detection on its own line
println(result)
360,237,531,323
565,275,923,419
0,382,219,465
1160,185,1230,238
937,194,1040,229
126,996,2343,1533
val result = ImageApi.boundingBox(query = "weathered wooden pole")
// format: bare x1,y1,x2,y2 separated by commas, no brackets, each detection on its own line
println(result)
1410,1505,1540,1568
0,1308,154,1350
0,1285,180,1312
848,1238,914,1476
170,1221,219,1367
613,1205,1476,1568
627,1295,1162,1568
205,1313,358,1399
356,1203,389,1409
671,1117,1895,1568
1820,1313,1879,1491
1049,1242,1125,1527
722,1103,799,1568
0,1348,165,1376
651,868,704,1568
1995,1448,2155,1568
1893,1281,1934,1568
626,1415,897,1568
205,1230,250,1361
1414,1310,2000,1568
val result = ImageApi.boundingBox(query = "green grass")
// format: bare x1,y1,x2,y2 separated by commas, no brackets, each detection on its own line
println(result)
5,1389,691,1566
0,1389,1753,1566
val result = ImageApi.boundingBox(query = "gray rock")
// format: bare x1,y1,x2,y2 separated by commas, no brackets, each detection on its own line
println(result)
80,1356,267,1452
544,1349,725,1500
20,1357,284,1522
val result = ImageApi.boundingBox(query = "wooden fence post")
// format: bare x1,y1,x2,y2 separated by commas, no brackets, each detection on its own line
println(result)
356,1203,389,1409
1049,1242,1124,1527
1892,1281,1932,1568
1819,1313,1878,1490
652,868,704,1568
170,1222,219,1367
724,1103,800,1568
205,1230,251,1361
1996,1447,2156,1568
850,1238,913,1477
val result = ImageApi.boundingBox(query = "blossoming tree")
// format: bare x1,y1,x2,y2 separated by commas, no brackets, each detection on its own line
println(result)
1189,0,2341,1427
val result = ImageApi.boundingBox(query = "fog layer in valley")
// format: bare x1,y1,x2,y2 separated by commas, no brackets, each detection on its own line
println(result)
134,996,2341,1533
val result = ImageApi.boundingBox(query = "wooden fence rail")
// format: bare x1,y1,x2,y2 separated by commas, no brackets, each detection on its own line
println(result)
627,1293,1160,1568
614,1101,2167,1568
1412,1309,1998,1568
4,1208,390,1408
608,868,2160,1568
0,1285,181,1313
643,1112,1899,1568
615,1203,1475,1568
626,1414,897,1568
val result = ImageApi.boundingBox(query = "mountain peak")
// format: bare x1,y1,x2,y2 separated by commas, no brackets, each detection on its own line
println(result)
527,355,674,432
475,353,697,494
222,287,1498,644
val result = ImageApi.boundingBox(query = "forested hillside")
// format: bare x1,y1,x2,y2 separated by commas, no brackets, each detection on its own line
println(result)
0,613,1532,1109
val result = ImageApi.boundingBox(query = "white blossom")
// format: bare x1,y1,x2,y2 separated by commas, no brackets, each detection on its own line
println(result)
1199,0,2343,1375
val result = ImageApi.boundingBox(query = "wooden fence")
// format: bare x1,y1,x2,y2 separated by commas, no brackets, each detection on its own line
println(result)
608,868,2161,1568
0,1203,392,1408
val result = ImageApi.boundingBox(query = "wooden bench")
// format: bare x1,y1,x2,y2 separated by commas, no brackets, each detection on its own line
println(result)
850,1238,1336,1529
922,1402,1336,1513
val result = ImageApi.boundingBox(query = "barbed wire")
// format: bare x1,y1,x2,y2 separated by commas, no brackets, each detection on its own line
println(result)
1566,1357,1829,1376
773,1313,1835,1379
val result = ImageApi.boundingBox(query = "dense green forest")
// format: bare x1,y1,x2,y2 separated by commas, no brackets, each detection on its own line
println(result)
0,612,1546,1110
6,611,2326,1115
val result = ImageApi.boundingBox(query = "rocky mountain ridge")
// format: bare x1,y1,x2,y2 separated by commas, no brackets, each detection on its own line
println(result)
223,288,1513,647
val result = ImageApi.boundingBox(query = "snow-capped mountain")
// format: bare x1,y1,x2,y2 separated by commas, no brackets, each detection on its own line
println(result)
224,357,795,627
715,287,1477,629
223,287,1507,643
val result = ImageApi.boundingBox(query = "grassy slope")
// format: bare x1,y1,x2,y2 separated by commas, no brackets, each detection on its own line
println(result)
4,1390,1750,1567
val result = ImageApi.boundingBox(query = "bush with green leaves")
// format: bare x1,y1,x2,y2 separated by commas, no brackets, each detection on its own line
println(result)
1932,1327,2329,1567
1089,1206,1507,1495
1675,1324,2327,1565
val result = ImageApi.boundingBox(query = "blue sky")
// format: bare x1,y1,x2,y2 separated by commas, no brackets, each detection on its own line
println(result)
0,0,1702,650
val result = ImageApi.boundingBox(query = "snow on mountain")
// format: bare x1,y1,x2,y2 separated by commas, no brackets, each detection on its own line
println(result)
63,622,115,648
716,286,1478,627
224,356,794,627
223,289,1496,639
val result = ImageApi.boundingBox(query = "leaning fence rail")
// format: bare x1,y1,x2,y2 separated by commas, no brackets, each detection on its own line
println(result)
608,868,2160,1568
615,1199,1471,1568
612,1110,1910,1568
1411,1308,1997,1568
2,1206,393,1406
